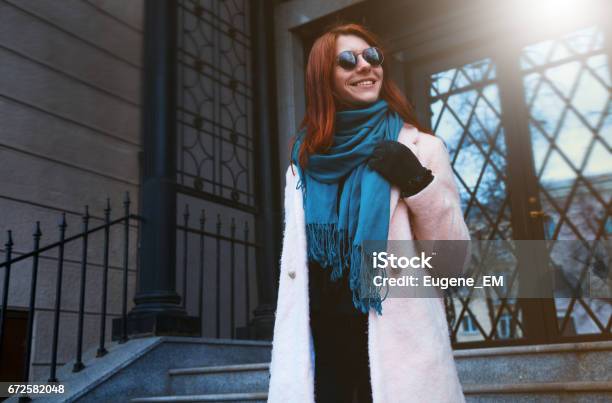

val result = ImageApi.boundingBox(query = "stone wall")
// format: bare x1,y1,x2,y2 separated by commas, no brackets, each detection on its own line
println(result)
0,0,144,380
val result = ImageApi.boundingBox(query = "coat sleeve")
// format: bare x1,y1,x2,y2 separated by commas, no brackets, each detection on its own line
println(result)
403,136,470,241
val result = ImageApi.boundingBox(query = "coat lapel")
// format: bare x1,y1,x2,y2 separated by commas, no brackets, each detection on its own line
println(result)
267,166,315,403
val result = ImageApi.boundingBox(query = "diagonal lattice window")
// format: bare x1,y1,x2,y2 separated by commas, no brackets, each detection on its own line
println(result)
430,59,523,344
521,25,612,336
430,59,512,241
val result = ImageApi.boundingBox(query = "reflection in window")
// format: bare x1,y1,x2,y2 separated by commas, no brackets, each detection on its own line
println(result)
522,25,612,337
431,59,520,345
429,59,512,240
521,25,611,241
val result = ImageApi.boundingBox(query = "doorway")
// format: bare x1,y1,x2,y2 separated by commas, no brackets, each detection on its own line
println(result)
409,21,611,347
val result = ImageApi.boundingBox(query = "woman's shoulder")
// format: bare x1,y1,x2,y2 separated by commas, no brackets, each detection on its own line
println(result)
284,163,300,190
287,160,304,176
398,123,447,153
285,164,295,177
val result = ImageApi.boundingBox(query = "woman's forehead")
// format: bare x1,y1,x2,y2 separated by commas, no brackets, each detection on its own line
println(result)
336,34,370,52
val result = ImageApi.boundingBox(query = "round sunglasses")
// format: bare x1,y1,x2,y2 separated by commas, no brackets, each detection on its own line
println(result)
336,47,384,71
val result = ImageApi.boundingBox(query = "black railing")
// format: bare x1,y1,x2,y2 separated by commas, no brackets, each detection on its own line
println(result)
0,193,138,383
0,193,262,384
175,203,260,339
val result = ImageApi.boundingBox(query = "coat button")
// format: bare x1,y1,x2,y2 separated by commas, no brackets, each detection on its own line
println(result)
288,271,296,279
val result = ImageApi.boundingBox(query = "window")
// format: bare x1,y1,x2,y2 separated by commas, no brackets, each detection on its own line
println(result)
497,313,512,339
462,315,478,333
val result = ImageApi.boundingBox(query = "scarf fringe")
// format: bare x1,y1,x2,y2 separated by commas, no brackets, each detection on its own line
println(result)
306,223,385,315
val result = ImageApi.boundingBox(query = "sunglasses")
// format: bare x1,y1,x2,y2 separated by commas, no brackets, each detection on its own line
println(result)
336,47,384,71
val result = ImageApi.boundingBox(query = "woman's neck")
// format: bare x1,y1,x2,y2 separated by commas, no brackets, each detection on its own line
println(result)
335,98,378,111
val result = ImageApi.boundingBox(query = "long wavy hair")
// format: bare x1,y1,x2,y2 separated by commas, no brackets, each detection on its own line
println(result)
289,23,430,172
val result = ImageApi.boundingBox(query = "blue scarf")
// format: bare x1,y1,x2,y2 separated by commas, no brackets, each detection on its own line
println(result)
291,99,403,315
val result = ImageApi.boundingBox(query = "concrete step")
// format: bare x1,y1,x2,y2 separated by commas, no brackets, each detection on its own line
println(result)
168,363,271,395
130,381,612,403
76,337,272,402
464,380,612,402
128,340,612,402
130,391,267,402
455,341,612,386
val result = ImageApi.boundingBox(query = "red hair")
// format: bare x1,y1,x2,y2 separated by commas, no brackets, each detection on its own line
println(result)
290,23,430,172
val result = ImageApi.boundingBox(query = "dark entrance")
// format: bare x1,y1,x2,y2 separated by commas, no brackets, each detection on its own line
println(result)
0,310,27,382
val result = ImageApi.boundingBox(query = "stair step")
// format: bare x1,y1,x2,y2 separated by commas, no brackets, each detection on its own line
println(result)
168,363,270,395
130,341,612,402
463,380,612,402
464,380,612,394
169,363,270,376
57,336,272,402
131,391,267,402
455,341,612,386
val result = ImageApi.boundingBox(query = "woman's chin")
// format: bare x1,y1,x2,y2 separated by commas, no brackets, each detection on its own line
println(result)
356,98,379,106
346,95,380,106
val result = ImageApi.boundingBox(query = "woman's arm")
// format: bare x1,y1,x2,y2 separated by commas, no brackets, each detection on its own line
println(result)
403,137,470,241
367,126,470,241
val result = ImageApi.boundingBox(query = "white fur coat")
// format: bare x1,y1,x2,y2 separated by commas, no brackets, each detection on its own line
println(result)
268,125,470,403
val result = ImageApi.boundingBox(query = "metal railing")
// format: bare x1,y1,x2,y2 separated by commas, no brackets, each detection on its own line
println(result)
175,203,260,339
0,193,138,383
0,193,263,384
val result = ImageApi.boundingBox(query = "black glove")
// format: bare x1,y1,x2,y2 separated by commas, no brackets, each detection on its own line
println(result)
367,140,434,197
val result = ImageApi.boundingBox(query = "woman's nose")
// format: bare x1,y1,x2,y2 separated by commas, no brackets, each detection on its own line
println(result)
355,54,371,73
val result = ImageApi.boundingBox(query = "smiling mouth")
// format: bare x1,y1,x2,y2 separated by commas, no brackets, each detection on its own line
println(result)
350,80,377,88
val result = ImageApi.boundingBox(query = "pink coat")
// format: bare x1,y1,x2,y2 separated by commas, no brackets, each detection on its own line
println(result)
268,124,470,403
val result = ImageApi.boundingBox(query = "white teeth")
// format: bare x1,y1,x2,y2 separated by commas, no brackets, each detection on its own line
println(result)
354,80,374,87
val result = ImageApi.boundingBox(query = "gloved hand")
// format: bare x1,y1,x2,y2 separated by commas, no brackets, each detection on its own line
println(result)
367,140,434,197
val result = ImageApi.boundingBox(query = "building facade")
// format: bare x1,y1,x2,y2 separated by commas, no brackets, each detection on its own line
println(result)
0,0,610,387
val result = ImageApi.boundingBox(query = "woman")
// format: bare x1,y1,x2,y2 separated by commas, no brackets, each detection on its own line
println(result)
268,23,469,403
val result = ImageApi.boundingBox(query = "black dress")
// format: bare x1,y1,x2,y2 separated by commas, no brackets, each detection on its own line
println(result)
309,258,373,403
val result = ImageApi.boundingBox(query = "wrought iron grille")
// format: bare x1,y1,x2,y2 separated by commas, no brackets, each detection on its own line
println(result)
177,0,254,209
175,0,259,339
429,58,523,345
520,25,611,337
